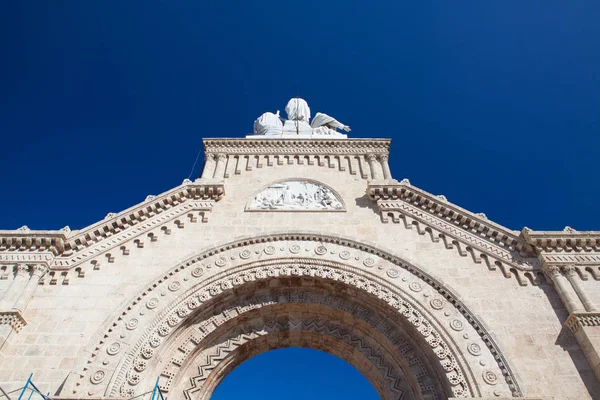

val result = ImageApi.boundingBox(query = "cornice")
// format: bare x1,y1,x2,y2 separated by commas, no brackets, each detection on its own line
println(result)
0,229,68,256
521,227,600,252
0,180,223,269
203,138,391,155
367,180,537,274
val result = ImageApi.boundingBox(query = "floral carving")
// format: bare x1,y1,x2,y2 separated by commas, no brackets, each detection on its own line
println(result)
168,281,181,291
289,244,301,254
363,257,376,267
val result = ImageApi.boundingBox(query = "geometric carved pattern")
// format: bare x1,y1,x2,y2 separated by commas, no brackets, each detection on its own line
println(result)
165,289,440,399
184,320,411,400
116,262,469,398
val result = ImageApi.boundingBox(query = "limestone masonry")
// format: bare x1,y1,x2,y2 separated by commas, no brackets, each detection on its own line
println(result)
0,99,598,399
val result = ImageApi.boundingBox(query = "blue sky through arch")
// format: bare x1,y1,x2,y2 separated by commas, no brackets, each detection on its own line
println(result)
211,347,380,400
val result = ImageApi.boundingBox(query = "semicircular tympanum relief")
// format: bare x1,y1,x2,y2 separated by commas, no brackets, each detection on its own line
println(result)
246,179,345,211
64,234,522,400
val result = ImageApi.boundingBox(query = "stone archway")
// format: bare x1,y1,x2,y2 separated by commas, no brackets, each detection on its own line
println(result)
65,233,523,399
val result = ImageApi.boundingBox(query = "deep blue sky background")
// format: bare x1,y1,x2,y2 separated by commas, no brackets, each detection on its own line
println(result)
211,348,379,399
1,1,599,397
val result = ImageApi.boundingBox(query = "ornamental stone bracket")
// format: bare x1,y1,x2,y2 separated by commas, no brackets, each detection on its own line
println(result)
565,312,600,334
565,311,600,383
188,178,225,200
0,310,27,333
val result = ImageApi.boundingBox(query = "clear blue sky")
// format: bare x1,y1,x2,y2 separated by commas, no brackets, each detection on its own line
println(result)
1,1,599,397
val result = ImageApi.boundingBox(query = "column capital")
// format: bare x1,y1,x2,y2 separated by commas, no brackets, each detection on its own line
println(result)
205,153,216,161
216,153,227,161
31,265,48,278
379,154,389,161
366,153,378,162
562,265,578,277
542,265,562,279
14,264,30,277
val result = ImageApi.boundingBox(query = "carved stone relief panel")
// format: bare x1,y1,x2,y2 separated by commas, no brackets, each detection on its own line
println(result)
246,180,344,211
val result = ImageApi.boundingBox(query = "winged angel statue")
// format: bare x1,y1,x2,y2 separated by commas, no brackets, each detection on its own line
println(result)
253,98,350,137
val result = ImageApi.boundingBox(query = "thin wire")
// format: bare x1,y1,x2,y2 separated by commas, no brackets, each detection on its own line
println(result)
187,146,203,180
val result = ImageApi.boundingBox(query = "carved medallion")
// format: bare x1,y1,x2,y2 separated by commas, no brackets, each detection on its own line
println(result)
240,250,252,259
191,267,204,278
430,298,445,310
215,257,227,267
90,370,105,384
387,268,400,278
363,257,376,267
314,245,327,255
107,342,121,355
126,318,139,330
264,245,276,255
467,343,482,356
339,250,351,260
450,319,464,331
482,370,498,385
146,298,159,309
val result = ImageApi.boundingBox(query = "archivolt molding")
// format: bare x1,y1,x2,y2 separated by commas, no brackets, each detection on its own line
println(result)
162,287,439,399
181,317,415,400
66,233,522,399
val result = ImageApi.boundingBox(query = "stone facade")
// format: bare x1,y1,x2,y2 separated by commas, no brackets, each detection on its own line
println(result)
0,134,598,399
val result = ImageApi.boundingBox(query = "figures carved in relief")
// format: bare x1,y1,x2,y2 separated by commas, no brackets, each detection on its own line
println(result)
248,181,344,211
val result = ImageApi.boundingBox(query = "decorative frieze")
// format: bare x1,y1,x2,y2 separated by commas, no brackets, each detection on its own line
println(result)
203,138,391,156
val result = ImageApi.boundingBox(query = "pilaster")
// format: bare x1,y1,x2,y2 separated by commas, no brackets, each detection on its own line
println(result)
201,153,216,179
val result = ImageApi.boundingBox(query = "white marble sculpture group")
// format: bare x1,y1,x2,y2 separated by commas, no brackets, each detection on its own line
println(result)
251,98,351,138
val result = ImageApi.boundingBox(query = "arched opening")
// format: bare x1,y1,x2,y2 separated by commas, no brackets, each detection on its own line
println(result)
160,274,448,400
67,234,521,399
211,347,380,399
